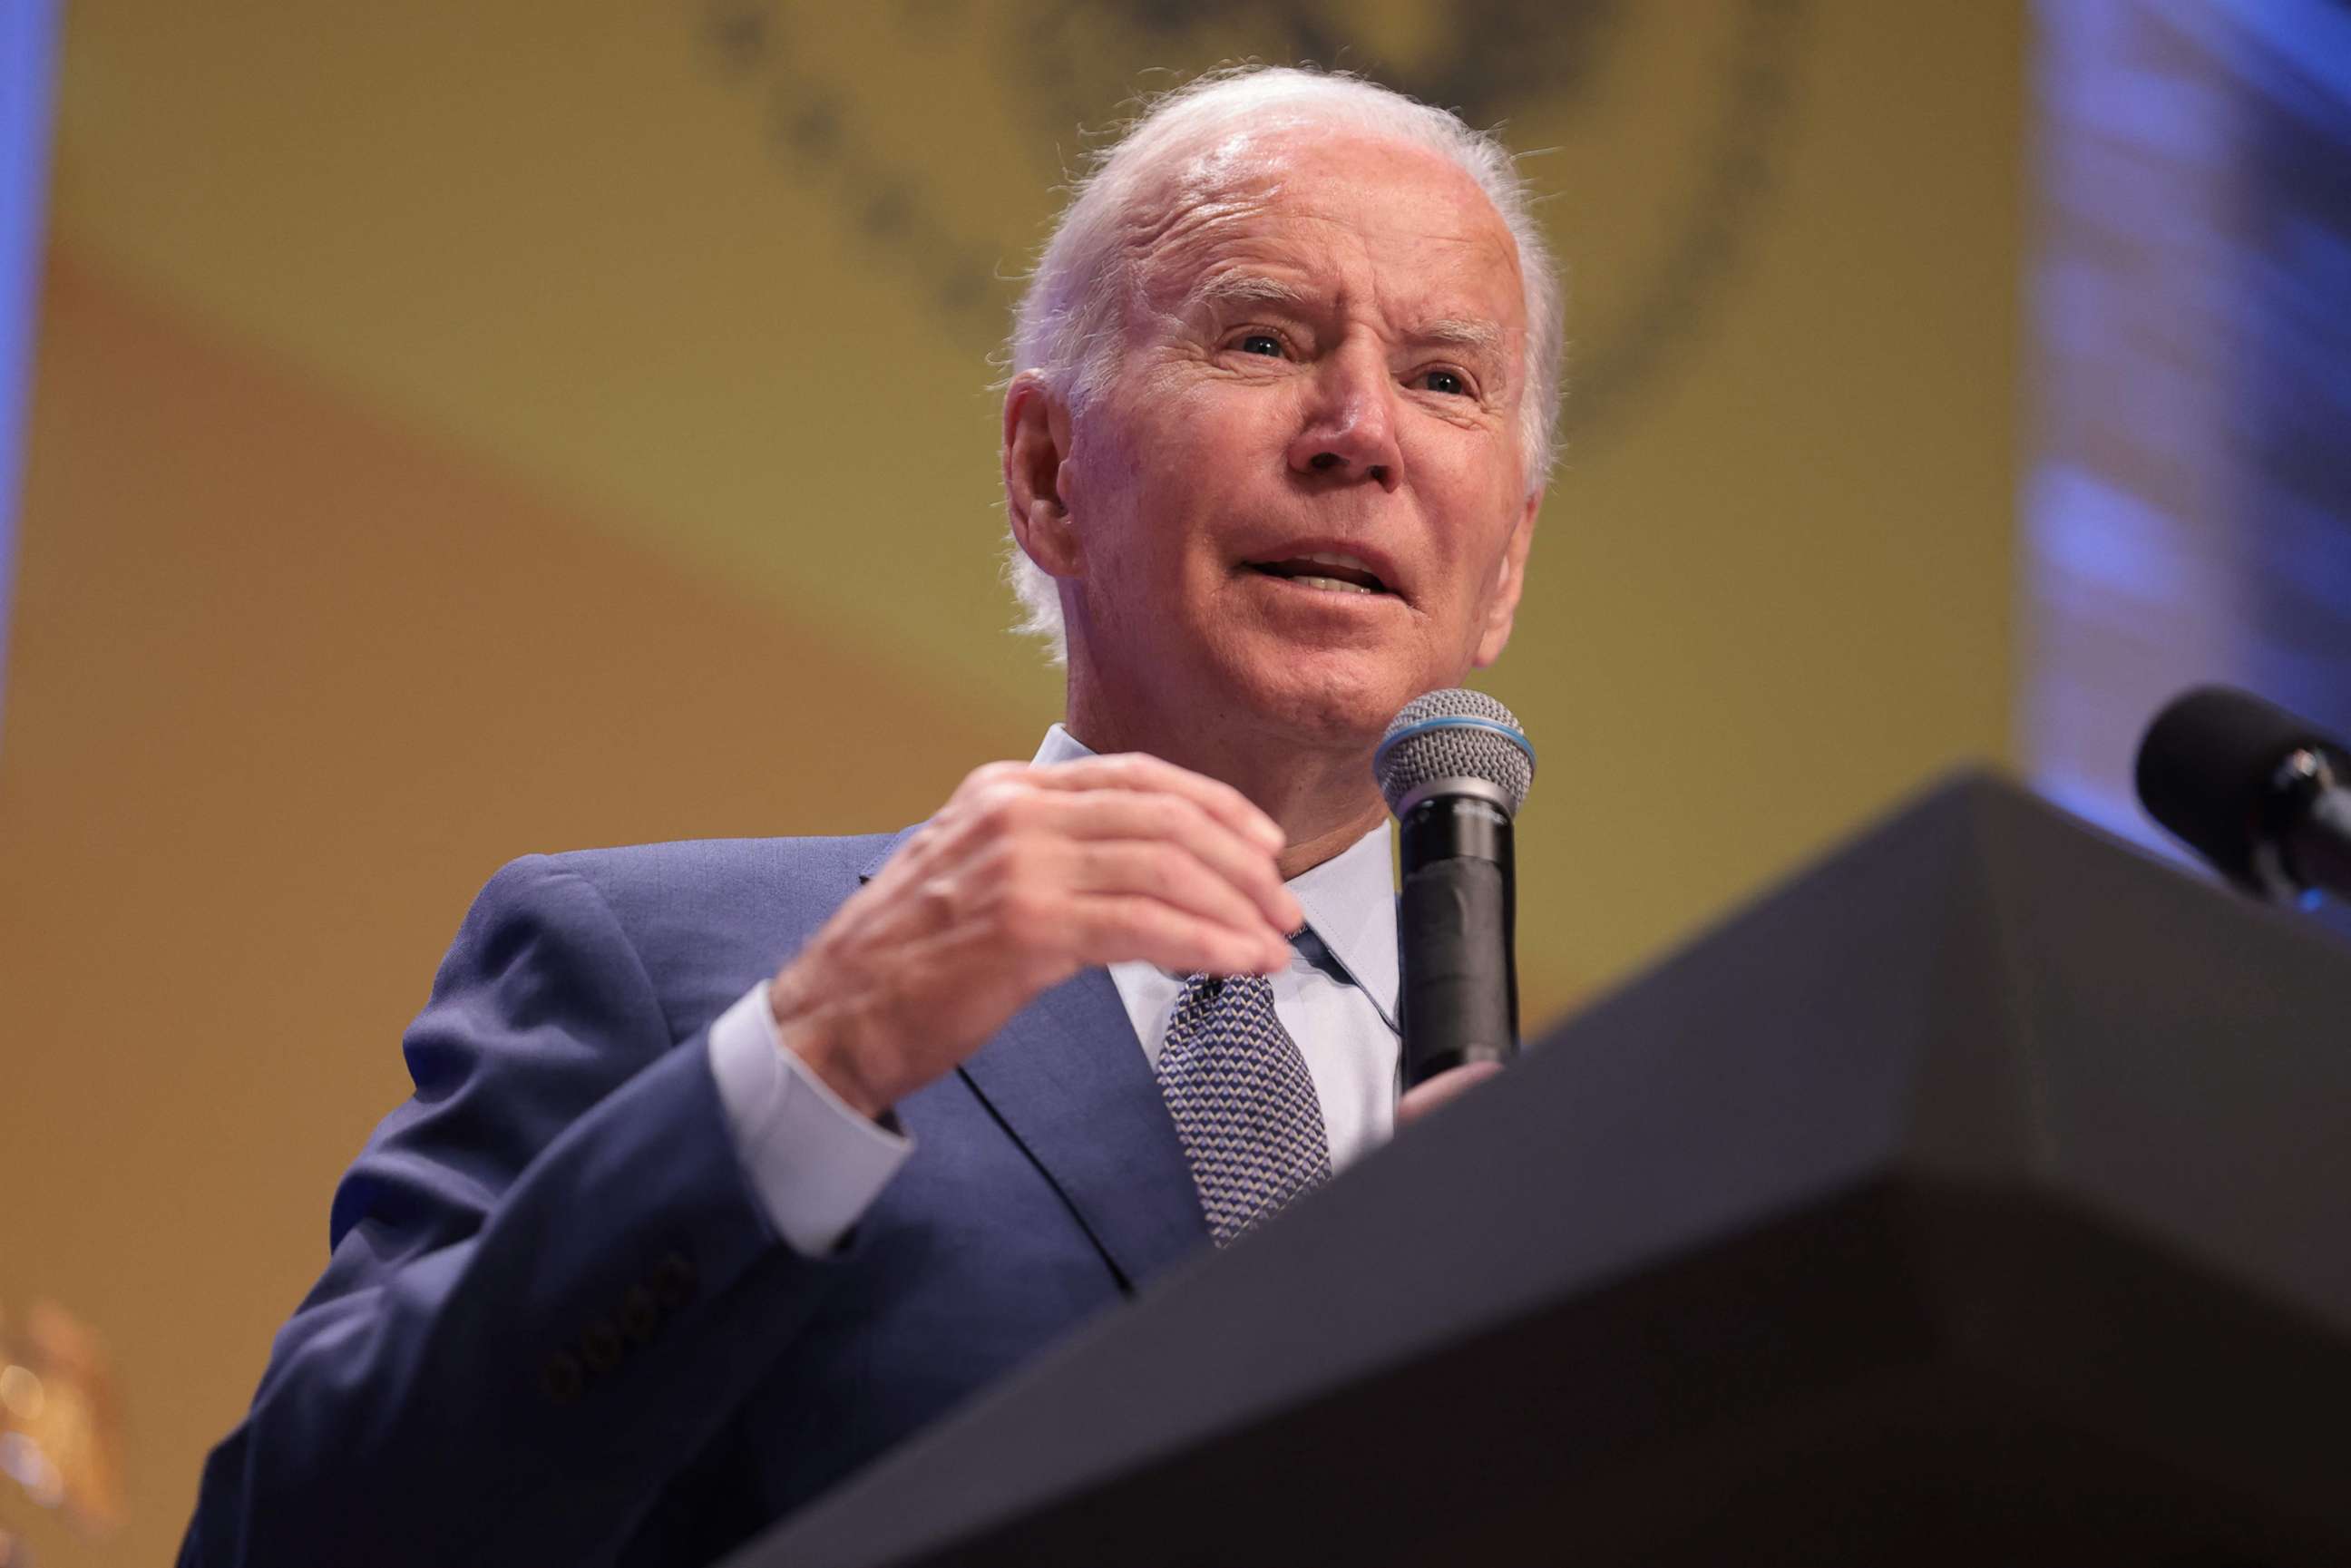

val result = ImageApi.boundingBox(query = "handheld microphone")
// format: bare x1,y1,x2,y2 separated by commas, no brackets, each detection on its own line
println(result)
1374,689,1536,1091
2135,685,2351,903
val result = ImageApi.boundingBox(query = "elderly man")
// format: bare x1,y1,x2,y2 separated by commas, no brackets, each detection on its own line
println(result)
180,64,1561,1568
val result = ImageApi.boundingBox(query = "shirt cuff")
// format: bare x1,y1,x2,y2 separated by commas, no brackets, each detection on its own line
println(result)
707,980,913,1256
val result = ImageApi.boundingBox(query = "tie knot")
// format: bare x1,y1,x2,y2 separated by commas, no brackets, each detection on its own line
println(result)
1172,970,1275,1029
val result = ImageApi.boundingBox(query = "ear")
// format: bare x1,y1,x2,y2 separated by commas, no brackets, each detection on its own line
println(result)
1471,487,1541,668
1003,372,1082,579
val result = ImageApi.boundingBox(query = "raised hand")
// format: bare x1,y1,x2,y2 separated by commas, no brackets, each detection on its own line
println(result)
768,754,1303,1119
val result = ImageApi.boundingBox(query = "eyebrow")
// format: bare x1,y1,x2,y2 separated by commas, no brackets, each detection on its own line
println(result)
1416,317,1507,357
1191,274,1314,311
1190,275,1507,362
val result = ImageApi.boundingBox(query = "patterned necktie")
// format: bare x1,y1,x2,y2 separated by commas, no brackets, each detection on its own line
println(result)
1156,970,1333,1246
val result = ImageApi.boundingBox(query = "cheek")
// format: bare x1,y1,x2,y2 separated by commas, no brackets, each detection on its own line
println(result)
1122,394,1288,557
1427,466,1525,615
1158,377,1295,463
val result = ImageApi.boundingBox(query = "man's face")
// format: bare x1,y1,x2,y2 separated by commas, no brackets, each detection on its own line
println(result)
1049,129,1541,752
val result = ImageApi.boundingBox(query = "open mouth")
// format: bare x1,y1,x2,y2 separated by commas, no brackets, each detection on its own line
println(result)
1245,550,1393,597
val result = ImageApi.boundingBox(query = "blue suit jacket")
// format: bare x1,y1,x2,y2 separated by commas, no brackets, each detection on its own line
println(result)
180,833,1212,1566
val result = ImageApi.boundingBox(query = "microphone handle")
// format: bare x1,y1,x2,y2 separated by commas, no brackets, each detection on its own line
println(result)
1396,791,1518,1089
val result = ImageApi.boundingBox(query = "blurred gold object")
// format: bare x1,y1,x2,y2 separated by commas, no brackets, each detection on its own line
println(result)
0,1300,127,1556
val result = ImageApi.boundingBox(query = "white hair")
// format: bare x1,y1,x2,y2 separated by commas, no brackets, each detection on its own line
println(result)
1000,64,1566,662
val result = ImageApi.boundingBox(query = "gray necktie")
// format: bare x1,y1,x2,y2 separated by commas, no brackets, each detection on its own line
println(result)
1156,970,1333,1246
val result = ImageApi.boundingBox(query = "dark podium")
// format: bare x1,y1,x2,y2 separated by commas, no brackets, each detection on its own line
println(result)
731,774,2351,1566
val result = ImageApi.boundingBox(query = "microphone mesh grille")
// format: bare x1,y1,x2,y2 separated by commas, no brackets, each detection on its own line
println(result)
1375,688,1535,816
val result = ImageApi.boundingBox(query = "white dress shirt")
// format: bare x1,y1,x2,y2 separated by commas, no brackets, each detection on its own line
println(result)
707,726,1401,1254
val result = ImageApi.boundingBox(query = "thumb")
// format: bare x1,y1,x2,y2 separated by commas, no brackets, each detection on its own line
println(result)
1395,1060,1504,1130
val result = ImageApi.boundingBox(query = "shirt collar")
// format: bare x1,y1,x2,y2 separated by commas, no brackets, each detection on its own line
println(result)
1031,722,1093,769
1029,724,1398,1018
1285,819,1400,1020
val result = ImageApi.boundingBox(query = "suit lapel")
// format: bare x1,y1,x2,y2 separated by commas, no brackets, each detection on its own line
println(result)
858,833,1208,1292
956,969,1208,1292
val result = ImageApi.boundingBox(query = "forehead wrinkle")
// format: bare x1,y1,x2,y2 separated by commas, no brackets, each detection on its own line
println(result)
1122,191,1286,321
1114,129,1527,385
1223,185,1523,357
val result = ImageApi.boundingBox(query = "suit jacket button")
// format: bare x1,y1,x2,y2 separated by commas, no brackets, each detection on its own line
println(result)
541,1350,586,1407
580,1320,623,1373
652,1252,697,1310
620,1285,659,1345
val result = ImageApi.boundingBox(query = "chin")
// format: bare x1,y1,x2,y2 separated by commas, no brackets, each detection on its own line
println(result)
1225,645,1422,748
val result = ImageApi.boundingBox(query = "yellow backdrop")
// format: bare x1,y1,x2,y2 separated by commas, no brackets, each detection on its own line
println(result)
0,4,2020,1561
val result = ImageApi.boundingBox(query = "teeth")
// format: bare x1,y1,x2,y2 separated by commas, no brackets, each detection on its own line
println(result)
1293,575,1375,594
1301,551,1371,573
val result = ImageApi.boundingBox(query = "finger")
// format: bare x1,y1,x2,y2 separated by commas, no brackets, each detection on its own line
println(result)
1061,840,1286,948
1062,892,1294,977
1019,753,1287,854
1395,1061,1504,1129
1026,791,1302,932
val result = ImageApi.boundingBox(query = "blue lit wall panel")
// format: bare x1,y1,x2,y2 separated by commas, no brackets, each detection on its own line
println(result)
2026,0,2351,851
0,0,61,740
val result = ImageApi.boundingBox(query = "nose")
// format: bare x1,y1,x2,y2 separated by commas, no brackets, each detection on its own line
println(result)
1286,344,1403,492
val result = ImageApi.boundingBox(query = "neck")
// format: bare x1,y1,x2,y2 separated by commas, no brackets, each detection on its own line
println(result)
1064,699,1389,880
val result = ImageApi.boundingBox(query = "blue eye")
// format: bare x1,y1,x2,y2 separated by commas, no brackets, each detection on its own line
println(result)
1236,332,1285,357
1419,369,1468,396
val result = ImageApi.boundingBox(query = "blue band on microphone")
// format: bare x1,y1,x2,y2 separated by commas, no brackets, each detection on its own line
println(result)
1372,715,1536,772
